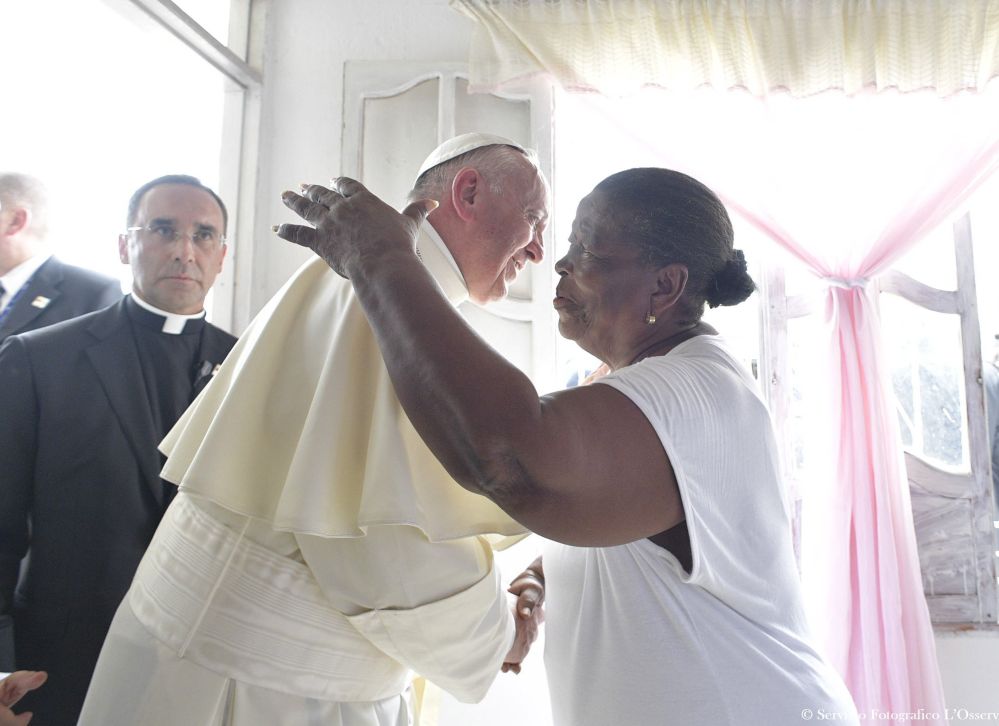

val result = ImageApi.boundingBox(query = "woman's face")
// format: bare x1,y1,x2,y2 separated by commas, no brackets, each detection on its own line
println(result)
553,191,659,361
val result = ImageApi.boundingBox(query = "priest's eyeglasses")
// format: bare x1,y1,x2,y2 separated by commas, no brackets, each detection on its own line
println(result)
126,224,225,249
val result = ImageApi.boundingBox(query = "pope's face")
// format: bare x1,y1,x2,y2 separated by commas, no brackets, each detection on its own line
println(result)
463,160,549,304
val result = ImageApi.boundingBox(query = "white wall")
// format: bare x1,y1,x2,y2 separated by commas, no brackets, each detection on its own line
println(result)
935,631,999,722
248,0,475,314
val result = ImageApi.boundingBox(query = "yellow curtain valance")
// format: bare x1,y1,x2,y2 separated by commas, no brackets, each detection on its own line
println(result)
452,0,999,97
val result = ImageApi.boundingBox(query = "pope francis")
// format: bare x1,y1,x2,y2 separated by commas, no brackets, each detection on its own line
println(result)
78,134,550,726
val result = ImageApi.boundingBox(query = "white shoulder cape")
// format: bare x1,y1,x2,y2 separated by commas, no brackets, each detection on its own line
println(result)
160,226,528,543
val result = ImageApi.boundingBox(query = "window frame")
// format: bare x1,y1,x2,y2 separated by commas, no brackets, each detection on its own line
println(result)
764,213,998,628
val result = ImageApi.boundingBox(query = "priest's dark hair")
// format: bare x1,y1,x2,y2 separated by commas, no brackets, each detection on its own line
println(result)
126,175,228,233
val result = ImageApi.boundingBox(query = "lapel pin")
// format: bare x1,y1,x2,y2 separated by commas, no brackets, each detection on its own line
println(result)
31,296,51,309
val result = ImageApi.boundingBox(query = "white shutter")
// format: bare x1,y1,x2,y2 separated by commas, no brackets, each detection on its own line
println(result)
764,214,998,625
878,214,998,624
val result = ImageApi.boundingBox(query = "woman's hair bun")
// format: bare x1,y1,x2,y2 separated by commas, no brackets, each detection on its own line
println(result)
705,249,756,308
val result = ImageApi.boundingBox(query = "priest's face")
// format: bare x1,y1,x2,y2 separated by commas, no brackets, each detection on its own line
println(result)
119,183,227,315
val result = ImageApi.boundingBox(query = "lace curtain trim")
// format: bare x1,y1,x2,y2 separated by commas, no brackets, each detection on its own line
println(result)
453,0,999,96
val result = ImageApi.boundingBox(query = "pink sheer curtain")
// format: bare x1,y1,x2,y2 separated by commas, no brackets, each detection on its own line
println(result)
556,85,999,723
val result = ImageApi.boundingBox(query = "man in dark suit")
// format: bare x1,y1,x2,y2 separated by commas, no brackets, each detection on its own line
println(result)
0,173,121,343
0,175,238,725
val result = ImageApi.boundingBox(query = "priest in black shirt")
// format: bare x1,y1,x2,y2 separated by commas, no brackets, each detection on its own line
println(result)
0,175,237,725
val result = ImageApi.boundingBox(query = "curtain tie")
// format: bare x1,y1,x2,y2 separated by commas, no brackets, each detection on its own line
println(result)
823,276,869,290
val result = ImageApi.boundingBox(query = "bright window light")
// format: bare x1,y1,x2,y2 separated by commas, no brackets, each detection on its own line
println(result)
4,0,228,294
170,0,232,44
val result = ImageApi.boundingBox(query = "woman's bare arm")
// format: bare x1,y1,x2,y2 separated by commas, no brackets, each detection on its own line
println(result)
278,181,683,546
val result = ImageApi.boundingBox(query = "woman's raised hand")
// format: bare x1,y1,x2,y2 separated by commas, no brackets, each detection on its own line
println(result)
276,178,437,279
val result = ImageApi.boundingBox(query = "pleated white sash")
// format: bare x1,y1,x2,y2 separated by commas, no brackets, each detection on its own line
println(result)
129,496,411,703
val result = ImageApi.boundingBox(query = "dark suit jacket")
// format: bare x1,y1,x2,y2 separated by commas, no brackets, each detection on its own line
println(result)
0,298,236,725
0,256,122,343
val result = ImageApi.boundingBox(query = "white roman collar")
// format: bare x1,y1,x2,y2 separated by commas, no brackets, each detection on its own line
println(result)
130,292,206,334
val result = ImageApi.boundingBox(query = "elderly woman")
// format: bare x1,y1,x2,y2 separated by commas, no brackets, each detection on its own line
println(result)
280,168,859,726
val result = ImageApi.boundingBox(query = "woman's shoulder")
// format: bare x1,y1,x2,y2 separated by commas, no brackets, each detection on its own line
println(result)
611,334,750,387
598,334,766,420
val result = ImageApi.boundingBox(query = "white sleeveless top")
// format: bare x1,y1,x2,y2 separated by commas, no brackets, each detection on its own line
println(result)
542,335,859,726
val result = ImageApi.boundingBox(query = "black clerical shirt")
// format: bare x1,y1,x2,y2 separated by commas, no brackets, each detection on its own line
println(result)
125,295,207,507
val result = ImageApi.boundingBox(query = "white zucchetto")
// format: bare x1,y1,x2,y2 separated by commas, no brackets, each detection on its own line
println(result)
415,132,526,181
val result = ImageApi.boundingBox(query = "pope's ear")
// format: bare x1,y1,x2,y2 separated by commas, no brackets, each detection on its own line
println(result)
451,167,479,223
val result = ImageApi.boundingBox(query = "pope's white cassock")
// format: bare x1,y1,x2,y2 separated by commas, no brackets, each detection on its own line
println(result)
79,223,527,726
